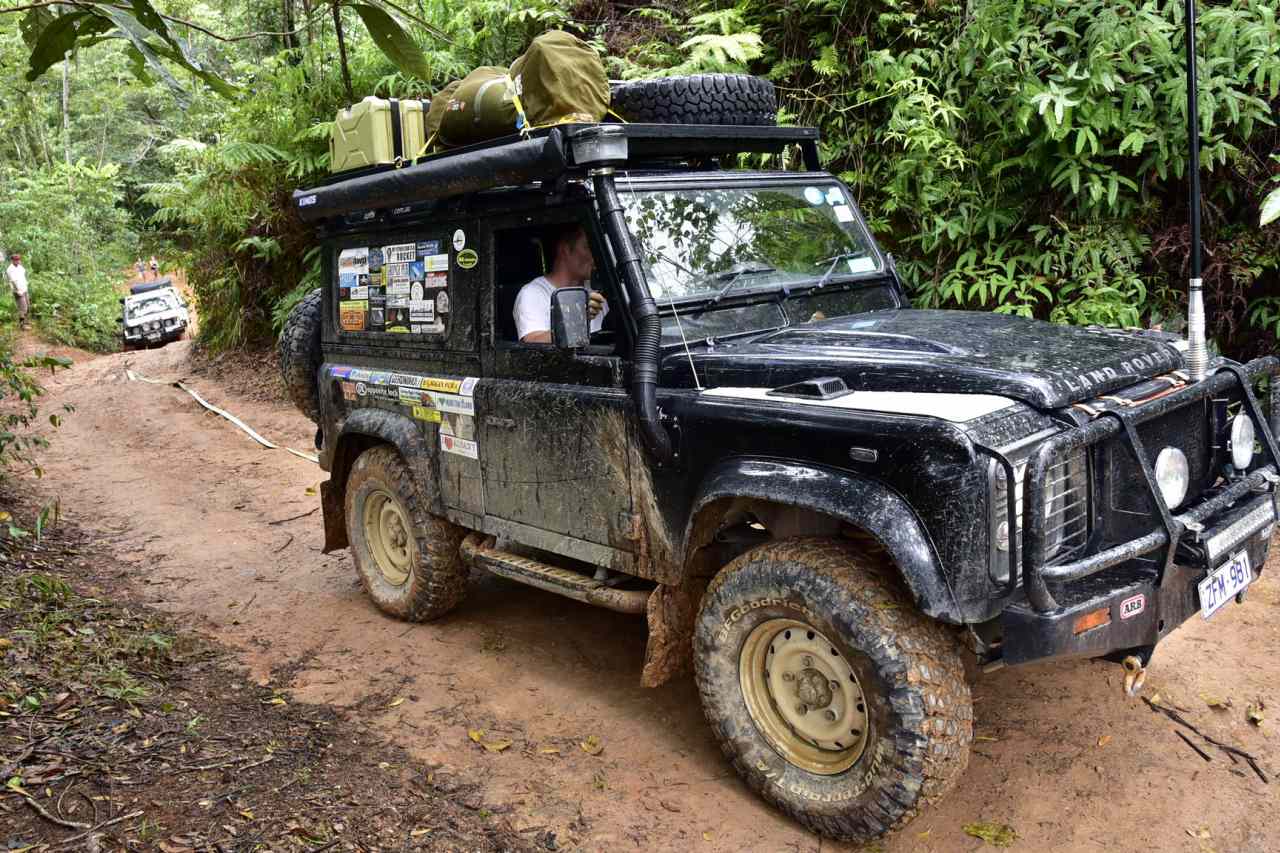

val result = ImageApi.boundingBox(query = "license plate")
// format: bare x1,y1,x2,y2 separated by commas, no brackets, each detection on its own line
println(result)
1198,550,1253,620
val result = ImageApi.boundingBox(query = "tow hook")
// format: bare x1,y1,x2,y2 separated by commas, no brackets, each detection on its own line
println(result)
1121,655,1147,697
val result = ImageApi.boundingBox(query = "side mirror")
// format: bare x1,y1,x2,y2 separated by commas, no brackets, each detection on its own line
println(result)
550,287,591,349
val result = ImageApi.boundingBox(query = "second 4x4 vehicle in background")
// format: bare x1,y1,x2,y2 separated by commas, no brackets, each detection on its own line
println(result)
120,278,190,349
281,75,1280,844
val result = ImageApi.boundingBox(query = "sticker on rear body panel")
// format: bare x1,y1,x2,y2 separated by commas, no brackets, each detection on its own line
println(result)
1120,594,1145,620
441,434,478,459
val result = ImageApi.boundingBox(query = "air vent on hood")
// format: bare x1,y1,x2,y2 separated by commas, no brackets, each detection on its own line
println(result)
768,377,850,400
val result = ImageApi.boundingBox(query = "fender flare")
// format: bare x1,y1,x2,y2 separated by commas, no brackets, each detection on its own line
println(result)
682,457,962,622
321,409,443,552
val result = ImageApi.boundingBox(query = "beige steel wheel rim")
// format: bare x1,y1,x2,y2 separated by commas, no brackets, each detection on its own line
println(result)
363,488,413,586
739,617,870,775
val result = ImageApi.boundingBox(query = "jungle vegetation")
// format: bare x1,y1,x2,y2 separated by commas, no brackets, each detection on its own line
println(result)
0,0,1277,358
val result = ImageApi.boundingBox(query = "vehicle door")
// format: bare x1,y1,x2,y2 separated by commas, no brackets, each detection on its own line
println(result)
475,207,639,565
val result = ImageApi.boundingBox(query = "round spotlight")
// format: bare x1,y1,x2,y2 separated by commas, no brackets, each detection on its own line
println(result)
1230,414,1255,471
1154,447,1189,509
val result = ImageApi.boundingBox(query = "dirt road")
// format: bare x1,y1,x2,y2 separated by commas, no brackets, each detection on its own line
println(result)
27,340,1280,851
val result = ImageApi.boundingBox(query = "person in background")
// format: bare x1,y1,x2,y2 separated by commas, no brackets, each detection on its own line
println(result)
135,257,145,280
5,254,30,330
148,255,159,280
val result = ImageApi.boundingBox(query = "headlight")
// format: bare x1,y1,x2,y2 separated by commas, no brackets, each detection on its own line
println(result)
1230,414,1255,470
1154,447,1189,508
989,442,1090,583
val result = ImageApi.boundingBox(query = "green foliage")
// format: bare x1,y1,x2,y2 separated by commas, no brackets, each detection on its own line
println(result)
0,160,136,351
0,337,71,484
723,0,1280,355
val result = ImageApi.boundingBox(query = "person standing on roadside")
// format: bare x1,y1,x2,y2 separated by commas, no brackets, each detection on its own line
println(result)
6,254,30,330
148,254,159,280
135,257,145,280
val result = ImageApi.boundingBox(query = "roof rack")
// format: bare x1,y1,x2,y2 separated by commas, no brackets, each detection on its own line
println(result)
293,122,821,224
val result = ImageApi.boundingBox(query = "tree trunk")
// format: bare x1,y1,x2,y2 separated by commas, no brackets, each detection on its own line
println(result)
61,53,70,165
282,0,297,51
331,1,354,102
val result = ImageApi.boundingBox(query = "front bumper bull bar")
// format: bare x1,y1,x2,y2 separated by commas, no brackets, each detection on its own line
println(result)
1014,356,1280,614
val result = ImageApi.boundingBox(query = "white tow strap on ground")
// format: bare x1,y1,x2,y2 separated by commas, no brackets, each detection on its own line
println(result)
125,369,319,464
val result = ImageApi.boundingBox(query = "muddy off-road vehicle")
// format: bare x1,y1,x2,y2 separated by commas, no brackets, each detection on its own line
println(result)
119,278,190,349
281,75,1280,842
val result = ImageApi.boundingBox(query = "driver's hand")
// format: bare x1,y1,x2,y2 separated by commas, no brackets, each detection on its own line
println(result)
588,290,606,319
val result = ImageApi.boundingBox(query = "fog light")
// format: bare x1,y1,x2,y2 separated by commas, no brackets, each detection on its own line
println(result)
1154,447,1189,509
1230,414,1255,470
1073,607,1111,635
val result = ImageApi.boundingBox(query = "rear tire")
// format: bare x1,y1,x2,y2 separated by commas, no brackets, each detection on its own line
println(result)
279,288,324,423
345,446,467,621
610,74,777,126
693,538,971,843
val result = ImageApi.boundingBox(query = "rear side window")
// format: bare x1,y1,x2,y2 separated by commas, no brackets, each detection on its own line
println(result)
335,236,453,338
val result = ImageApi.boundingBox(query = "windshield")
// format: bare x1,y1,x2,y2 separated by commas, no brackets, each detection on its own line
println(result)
619,181,882,302
126,293,177,321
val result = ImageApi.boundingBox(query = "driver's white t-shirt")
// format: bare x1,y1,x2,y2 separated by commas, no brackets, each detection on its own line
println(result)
513,276,608,340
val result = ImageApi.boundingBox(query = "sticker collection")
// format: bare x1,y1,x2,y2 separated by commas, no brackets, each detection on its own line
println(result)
337,236,457,335
330,366,480,459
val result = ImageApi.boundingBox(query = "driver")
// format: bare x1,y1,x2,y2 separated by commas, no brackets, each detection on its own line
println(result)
514,224,608,343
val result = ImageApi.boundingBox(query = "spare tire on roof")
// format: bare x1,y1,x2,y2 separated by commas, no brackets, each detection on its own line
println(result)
279,288,324,423
130,278,172,295
609,74,777,126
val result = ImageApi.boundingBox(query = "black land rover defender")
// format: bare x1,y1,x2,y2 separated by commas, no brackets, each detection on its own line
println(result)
282,118,1280,843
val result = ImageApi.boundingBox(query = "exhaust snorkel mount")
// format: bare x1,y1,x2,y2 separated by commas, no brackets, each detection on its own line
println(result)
571,125,676,464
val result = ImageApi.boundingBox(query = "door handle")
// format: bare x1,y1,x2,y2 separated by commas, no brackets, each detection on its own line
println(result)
486,416,517,429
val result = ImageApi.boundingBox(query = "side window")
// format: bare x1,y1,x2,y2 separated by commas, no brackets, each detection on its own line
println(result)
334,235,453,339
492,219,622,348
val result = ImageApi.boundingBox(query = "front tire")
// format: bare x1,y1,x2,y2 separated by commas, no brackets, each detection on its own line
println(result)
345,446,467,621
693,538,971,843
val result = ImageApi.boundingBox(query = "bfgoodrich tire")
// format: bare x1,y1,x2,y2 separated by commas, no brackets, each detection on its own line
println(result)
345,446,467,621
694,538,971,843
610,74,777,126
278,288,323,423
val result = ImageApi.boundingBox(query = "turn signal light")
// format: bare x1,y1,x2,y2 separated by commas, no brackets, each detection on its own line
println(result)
1073,607,1111,635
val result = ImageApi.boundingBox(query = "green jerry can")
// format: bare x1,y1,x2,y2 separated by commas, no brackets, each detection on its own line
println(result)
329,96,429,173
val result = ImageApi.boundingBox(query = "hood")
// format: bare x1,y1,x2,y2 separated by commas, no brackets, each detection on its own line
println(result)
665,309,1185,408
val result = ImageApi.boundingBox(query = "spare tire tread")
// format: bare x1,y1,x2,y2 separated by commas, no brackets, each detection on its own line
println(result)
610,73,776,126
279,287,324,423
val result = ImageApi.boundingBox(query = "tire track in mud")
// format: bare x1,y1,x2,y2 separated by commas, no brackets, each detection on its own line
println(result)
27,339,1280,852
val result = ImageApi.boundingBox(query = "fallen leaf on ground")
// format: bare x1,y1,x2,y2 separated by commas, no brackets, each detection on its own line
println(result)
974,735,998,742
1186,825,1211,839
388,697,405,708
469,728,485,743
538,746,560,755
702,831,713,841
482,738,513,753
963,821,1018,847
0,638,12,650
1247,700,1265,725
580,735,603,755
1097,735,1111,747
410,828,431,837
304,485,317,496
1202,693,1232,710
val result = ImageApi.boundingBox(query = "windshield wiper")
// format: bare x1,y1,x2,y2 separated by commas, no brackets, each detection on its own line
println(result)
810,251,867,290
699,264,777,310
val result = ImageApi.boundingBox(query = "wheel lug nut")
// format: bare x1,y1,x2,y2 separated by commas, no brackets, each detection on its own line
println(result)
825,710,836,722
828,680,839,691
802,655,813,667
781,672,795,682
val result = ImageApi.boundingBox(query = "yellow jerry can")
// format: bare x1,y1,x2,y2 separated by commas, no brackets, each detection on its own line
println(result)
329,96,429,173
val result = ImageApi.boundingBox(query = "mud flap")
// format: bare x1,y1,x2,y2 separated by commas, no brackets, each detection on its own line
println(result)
641,578,707,688
321,479,349,553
